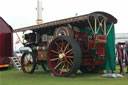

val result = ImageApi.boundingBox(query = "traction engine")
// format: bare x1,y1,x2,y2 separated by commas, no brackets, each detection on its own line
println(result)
14,11,117,77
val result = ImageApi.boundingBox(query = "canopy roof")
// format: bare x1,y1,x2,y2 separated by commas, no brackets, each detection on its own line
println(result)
14,11,117,33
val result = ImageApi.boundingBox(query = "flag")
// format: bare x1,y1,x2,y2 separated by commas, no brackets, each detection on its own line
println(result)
15,39,20,44
75,13,78,16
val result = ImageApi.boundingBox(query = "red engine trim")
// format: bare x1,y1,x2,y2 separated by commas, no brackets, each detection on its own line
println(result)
87,35,106,56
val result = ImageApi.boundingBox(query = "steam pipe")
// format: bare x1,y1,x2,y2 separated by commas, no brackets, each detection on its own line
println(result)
37,0,43,24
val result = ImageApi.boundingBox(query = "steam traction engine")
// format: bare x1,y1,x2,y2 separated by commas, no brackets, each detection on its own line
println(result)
14,11,117,77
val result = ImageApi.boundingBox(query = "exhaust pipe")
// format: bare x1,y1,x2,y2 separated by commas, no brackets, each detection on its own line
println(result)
36,0,43,24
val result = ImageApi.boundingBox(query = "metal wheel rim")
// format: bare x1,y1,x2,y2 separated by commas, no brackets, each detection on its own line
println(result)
48,36,82,77
21,52,35,74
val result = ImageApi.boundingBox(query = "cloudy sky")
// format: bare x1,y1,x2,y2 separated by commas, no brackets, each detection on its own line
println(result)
0,0,128,34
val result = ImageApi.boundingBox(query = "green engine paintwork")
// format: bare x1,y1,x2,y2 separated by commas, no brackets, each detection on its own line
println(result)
79,23,116,71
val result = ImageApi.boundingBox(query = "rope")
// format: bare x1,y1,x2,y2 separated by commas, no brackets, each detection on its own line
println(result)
16,32,23,44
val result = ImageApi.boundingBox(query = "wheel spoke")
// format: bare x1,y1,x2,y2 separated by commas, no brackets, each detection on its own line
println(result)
26,56,29,61
57,48,60,52
61,39,64,50
68,51,73,55
30,55,32,61
64,43,69,52
25,56,32,72
55,41,61,49
65,49,73,55
60,63,65,74
66,59,72,66
24,58,26,65
50,50,59,54
66,56,73,58
68,58,73,64
50,58,60,61
54,55,59,57
54,61,63,69
66,63,69,72
27,65,29,72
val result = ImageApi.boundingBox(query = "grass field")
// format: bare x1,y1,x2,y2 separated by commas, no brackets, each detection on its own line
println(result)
0,67,128,85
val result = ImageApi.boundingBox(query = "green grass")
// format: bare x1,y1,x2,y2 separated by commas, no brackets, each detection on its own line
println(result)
0,68,128,85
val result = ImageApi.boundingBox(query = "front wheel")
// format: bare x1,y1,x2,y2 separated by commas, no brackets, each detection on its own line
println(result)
21,52,36,74
47,36,82,77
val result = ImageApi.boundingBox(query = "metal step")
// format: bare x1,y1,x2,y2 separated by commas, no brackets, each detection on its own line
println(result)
9,57,21,70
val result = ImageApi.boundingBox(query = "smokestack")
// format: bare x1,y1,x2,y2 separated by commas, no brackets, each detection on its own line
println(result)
36,0,43,24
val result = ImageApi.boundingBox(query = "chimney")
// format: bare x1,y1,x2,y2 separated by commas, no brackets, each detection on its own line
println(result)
36,0,43,24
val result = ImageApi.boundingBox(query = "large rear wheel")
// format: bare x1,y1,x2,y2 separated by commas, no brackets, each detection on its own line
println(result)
48,36,82,77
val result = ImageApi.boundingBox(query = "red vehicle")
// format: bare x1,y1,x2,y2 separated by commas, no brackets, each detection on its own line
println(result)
0,17,13,69
14,11,117,77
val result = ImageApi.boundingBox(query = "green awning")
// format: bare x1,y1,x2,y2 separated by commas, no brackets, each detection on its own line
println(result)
104,24,116,70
